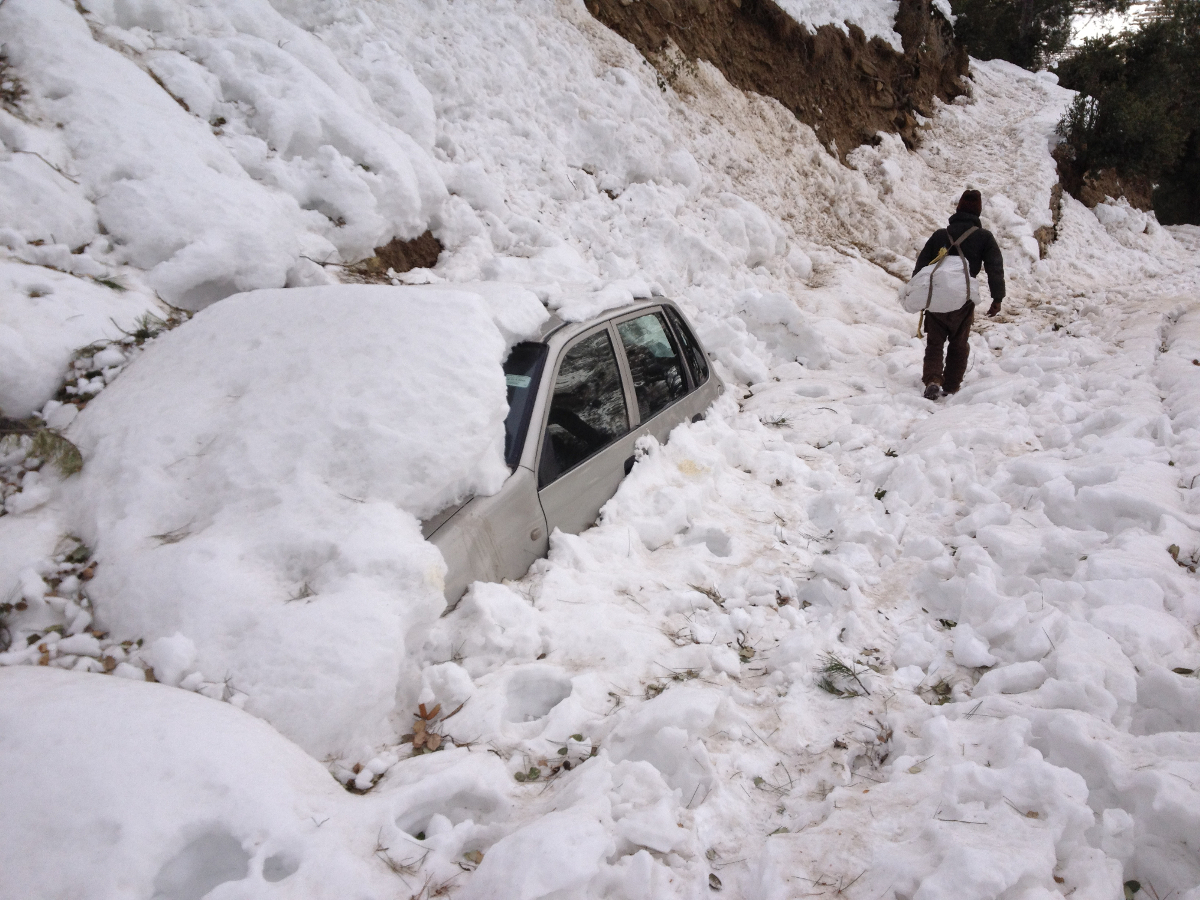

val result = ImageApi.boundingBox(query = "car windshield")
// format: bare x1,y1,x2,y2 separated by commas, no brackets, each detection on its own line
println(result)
503,341,549,469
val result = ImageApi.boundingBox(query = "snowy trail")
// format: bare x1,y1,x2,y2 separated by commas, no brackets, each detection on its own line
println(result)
4,1,1200,898
424,63,1200,895
449,252,1200,897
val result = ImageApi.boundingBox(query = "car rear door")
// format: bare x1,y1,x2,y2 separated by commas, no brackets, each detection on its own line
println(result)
613,304,716,446
536,323,640,537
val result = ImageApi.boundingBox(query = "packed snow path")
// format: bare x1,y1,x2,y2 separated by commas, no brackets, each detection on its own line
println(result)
428,56,1200,900
433,244,1200,900
2,0,1200,896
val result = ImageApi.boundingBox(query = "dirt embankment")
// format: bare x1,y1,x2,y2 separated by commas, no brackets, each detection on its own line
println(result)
342,231,443,282
584,0,967,155
1052,146,1154,212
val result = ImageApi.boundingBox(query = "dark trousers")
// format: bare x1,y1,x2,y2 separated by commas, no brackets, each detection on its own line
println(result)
923,302,974,392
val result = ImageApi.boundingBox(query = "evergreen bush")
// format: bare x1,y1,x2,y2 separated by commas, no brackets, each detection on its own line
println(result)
1055,0,1200,224
951,0,1129,70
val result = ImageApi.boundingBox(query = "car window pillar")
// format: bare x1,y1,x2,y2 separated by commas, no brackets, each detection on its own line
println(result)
659,310,696,392
608,320,643,429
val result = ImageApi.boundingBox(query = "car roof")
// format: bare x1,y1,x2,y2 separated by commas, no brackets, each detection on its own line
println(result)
531,299,674,345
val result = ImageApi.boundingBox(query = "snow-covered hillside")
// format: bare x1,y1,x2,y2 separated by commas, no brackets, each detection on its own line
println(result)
2,1,1200,898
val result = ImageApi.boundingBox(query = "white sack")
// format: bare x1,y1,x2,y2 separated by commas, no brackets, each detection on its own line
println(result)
898,253,981,314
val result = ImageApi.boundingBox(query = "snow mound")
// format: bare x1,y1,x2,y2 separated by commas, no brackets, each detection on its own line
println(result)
0,0,447,309
0,261,159,418
65,283,545,758
0,667,722,900
0,666,389,899
775,0,904,50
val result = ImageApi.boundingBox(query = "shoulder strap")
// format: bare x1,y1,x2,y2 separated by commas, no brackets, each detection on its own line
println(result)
950,226,979,301
949,225,979,253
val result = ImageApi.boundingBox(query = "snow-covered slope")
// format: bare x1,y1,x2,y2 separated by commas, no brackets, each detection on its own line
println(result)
2,1,1200,899
0,0,444,309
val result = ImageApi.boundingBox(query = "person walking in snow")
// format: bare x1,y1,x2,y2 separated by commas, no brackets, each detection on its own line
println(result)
913,189,1005,400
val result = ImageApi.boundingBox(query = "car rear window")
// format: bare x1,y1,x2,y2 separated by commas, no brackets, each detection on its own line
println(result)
503,342,549,469
665,306,709,386
616,312,688,422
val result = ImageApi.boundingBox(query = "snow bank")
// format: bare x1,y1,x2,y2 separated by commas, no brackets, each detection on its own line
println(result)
0,667,739,900
0,0,447,309
0,666,392,899
60,283,544,758
0,261,159,418
776,0,905,50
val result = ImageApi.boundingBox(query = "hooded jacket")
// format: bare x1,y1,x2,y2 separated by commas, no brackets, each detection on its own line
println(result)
914,211,1006,304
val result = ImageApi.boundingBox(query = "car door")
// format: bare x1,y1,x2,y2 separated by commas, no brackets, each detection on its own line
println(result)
613,306,704,446
537,324,640,537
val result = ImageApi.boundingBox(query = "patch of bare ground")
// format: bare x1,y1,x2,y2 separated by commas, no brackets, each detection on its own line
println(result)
1053,147,1154,212
584,0,967,156
342,230,444,283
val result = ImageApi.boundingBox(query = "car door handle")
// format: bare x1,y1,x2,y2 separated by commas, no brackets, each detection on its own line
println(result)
624,456,635,475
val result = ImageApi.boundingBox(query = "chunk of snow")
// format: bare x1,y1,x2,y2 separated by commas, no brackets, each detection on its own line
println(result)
774,0,903,50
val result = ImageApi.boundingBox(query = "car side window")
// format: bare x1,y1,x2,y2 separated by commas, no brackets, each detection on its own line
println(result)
502,342,549,469
539,329,630,486
616,312,688,423
665,306,709,386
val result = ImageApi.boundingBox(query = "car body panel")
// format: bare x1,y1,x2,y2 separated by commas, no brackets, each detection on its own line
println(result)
426,299,722,604
430,466,548,604
538,411,641,538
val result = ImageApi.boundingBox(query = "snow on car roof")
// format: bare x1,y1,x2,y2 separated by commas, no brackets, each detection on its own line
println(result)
63,283,545,759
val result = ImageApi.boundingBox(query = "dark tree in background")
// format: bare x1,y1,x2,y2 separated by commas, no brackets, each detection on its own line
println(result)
1055,0,1200,224
950,0,1129,69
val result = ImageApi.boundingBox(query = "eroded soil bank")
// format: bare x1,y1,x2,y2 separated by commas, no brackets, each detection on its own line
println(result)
585,0,968,154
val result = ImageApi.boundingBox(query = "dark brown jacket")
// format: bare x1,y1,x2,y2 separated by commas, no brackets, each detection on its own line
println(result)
914,212,1006,303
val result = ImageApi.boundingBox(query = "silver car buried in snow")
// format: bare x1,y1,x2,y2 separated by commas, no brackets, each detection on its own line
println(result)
423,299,723,603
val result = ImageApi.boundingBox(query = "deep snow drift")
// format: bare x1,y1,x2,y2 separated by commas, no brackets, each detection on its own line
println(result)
2,0,1200,899
59,283,544,757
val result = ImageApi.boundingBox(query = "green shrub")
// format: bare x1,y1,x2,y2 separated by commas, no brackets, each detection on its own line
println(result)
951,0,1129,70
1055,0,1200,224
